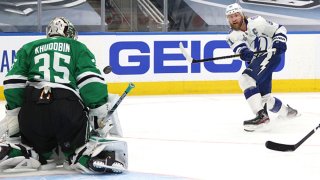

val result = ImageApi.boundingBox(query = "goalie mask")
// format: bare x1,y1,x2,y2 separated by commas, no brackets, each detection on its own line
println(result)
46,17,78,40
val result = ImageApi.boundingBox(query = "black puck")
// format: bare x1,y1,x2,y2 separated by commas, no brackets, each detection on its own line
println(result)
103,66,112,74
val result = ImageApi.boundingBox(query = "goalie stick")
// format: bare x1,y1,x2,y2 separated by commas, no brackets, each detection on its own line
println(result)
179,42,276,63
99,82,135,127
265,124,320,152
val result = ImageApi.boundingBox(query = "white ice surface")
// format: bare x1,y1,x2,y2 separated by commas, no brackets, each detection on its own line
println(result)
1,93,320,179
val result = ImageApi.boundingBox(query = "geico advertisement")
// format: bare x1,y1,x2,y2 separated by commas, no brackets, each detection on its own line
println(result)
0,33,318,84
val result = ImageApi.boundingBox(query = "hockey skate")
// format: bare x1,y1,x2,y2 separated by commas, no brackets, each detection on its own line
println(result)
65,139,127,174
244,109,270,132
278,105,299,120
88,151,125,173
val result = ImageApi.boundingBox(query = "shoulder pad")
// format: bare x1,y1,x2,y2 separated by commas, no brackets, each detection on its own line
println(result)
248,16,259,20
227,30,246,46
247,16,264,23
228,30,245,41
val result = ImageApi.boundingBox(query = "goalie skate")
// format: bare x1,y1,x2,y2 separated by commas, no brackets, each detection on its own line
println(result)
88,151,125,174
66,138,128,174
244,109,270,132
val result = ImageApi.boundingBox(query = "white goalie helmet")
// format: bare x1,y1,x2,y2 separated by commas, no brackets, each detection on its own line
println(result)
225,3,243,16
46,17,78,40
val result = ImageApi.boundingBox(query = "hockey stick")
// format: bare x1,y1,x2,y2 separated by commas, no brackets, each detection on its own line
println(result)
179,42,276,63
99,82,135,127
265,124,320,152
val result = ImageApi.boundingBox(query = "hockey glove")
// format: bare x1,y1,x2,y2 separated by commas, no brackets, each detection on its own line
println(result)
89,103,113,137
272,41,287,55
0,107,20,137
240,48,254,62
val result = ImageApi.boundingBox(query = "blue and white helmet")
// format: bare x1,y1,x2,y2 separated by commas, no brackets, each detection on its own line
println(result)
46,17,78,40
225,3,243,16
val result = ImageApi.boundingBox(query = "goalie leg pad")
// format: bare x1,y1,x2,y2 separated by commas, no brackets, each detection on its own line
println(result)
107,94,123,137
0,108,20,138
89,94,123,138
67,139,128,174
0,143,41,172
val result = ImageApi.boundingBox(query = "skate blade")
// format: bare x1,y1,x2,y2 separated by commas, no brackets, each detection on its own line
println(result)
277,112,301,120
244,121,271,132
92,161,126,173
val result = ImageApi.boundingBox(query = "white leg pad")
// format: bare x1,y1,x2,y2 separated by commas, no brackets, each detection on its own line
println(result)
0,143,41,173
0,108,20,138
1,156,40,173
107,94,123,137
67,138,128,174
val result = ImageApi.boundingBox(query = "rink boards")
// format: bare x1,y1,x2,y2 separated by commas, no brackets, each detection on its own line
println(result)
0,32,319,97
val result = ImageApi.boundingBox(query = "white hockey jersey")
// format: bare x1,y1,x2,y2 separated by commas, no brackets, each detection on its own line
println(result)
226,16,287,54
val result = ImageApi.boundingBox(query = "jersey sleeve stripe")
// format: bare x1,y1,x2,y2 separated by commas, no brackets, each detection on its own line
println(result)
233,43,247,53
4,76,27,90
77,72,103,81
77,74,104,85
77,77,105,89
272,33,287,43
4,83,27,90
4,75,28,81
4,79,27,85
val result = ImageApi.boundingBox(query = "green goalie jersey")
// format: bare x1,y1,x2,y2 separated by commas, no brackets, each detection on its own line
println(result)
4,36,108,110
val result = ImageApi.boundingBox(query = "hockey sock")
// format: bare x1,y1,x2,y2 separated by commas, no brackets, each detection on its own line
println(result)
64,151,90,168
78,155,90,168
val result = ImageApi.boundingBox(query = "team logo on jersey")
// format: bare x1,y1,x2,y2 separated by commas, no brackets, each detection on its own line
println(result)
242,0,320,9
242,34,248,41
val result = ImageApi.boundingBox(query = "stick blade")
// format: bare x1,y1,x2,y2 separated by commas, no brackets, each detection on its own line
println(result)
179,42,194,63
265,141,296,152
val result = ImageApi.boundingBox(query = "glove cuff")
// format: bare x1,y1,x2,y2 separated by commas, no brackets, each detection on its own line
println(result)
272,34,287,43
89,103,111,118
6,107,21,116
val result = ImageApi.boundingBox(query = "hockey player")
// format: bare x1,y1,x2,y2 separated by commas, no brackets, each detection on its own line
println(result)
225,3,299,132
0,17,127,173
